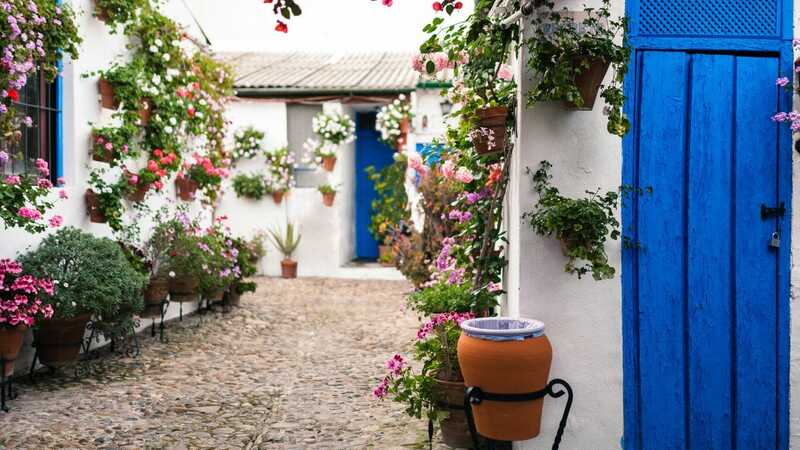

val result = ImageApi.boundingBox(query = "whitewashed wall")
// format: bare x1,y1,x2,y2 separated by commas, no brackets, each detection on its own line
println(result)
789,2,800,446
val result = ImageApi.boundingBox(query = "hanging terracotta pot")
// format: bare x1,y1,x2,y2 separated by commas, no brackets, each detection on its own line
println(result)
138,98,153,126
175,177,198,202
85,189,107,224
141,277,168,318
457,317,552,441
322,156,337,172
322,192,336,207
91,134,114,163
281,259,297,279
378,245,395,267
34,315,91,368
0,325,27,377
474,106,508,156
399,117,411,134
169,275,199,304
98,78,119,110
433,378,474,449
93,0,110,22
272,191,285,205
567,57,610,110
126,183,150,203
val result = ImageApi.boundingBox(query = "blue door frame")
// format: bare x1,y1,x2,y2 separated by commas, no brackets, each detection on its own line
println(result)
622,1,793,448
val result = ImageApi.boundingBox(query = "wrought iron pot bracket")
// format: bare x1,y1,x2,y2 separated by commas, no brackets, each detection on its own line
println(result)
464,378,574,450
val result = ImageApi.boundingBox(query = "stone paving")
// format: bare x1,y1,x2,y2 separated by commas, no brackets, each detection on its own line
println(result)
0,277,452,450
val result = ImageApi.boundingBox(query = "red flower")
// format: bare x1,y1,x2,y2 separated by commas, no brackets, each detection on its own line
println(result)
454,1,463,8
7,89,19,102
147,160,159,172
275,20,288,33
432,2,443,11
154,148,164,158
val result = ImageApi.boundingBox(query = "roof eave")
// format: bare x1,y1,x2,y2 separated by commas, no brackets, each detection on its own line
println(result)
235,87,415,98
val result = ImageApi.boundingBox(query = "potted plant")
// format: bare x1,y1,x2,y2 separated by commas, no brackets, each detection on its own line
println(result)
163,214,207,303
0,165,57,234
246,232,268,266
90,124,136,164
232,126,265,163
19,228,146,367
526,0,630,136
86,169,125,230
264,146,295,205
228,237,259,307
523,161,620,280
458,317,553,441
376,95,413,150
268,223,301,279
303,138,339,172
177,153,226,202
232,173,267,200
197,223,238,303
318,183,338,207
312,111,356,146
94,0,145,29
93,60,144,112
0,259,55,376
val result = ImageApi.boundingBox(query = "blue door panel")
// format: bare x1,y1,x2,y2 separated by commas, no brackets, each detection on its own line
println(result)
626,51,786,449
354,112,396,259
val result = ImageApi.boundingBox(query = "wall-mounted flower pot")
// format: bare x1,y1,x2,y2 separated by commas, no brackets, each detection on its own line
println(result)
85,189,107,224
141,277,169,318
272,191,285,205
138,99,153,126
474,106,508,156
566,57,610,111
281,259,298,279
175,177,198,202
322,156,337,172
169,276,199,303
458,317,553,441
126,184,150,203
34,315,91,368
91,134,114,163
322,192,336,207
93,0,110,22
433,378,474,448
98,78,119,110
0,325,27,377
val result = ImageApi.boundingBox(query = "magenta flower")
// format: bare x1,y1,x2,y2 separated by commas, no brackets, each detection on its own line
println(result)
58,189,68,199
17,206,41,221
48,215,62,228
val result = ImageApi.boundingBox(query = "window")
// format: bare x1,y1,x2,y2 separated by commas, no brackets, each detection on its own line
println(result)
1,72,58,180
287,104,328,188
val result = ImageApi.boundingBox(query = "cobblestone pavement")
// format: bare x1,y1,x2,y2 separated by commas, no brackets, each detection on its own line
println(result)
0,277,452,450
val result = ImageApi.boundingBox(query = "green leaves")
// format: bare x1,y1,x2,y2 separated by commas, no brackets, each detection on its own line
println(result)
232,173,268,200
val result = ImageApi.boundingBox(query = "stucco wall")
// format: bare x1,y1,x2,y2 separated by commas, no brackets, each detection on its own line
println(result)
790,2,800,446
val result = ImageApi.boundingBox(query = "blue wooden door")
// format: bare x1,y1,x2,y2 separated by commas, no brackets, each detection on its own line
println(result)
623,51,791,449
354,112,396,259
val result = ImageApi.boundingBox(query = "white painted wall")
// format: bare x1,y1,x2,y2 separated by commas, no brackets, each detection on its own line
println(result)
508,1,625,448
789,2,800,446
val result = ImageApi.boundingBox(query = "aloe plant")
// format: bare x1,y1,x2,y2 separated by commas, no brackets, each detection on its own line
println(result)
268,223,302,260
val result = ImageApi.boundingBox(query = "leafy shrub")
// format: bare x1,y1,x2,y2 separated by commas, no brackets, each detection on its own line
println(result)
19,227,146,338
366,160,409,243
232,173,267,200
407,281,475,316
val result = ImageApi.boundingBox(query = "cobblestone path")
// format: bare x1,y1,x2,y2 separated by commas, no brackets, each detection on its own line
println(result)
0,277,451,449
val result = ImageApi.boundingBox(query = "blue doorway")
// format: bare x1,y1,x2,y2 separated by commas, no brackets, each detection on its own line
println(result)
354,111,396,260
622,1,792,449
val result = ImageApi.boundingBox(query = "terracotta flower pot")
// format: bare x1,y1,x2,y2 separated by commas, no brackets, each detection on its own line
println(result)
169,276,199,303
98,78,119,110
138,99,152,125
457,318,553,441
281,259,297,279
474,106,508,156
141,278,169,318
85,189,107,224
567,57,611,110
126,183,150,203
34,315,91,368
205,289,225,303
378,245,394,267
322,156,337,172
175,177,198,202
272,191,285,205
91,134,114,163
399,117,411,134
433,378,474,448
0,325,27,377
322,192,336,207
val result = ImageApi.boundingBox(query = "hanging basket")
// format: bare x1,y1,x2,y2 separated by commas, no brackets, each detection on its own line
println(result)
457,317,553,441
322,156,337,172
281,259,297,279
98,78,119,110
175,177,198,202
566,57,611,111
0,325,27,377
322,192,336,207
34,315,91,368
473,106,508,156
85,189,107,224
126,183,150,203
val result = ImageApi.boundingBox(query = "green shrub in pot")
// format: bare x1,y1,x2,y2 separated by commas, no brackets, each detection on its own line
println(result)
19,227,146,341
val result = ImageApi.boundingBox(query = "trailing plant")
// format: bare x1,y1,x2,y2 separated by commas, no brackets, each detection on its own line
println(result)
19,227,146,338
88,169,126,231
523,161,620,280
312,111,356,146
232,173,267,200
407,281,476,316
526,0,630,136
91,124,138,163
231,236,258,295
376,95,413,149
94,0,147,30
232,127,265,162
268,223,301,260
0,259,55,328
366,159,409,244
264,146,294,194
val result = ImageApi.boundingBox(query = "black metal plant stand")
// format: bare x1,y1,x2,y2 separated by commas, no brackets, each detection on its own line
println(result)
149,298,170,343
0,357,18,412
29,320,96,381
463,379,574,450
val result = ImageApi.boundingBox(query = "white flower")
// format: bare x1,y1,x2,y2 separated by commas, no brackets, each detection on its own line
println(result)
169,271,176,278
169,117,177,126
164,125,174,134
63,282,70,288
149,45,158,53
152,74,161,85
154,38,163,47
162,53,171,62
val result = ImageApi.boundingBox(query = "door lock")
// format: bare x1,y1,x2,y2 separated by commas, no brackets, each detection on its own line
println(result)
761,202,786,219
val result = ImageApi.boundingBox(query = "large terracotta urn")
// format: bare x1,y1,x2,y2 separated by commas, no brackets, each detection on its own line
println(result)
457,317,552,441
34,315,92,368
0,325,27,376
